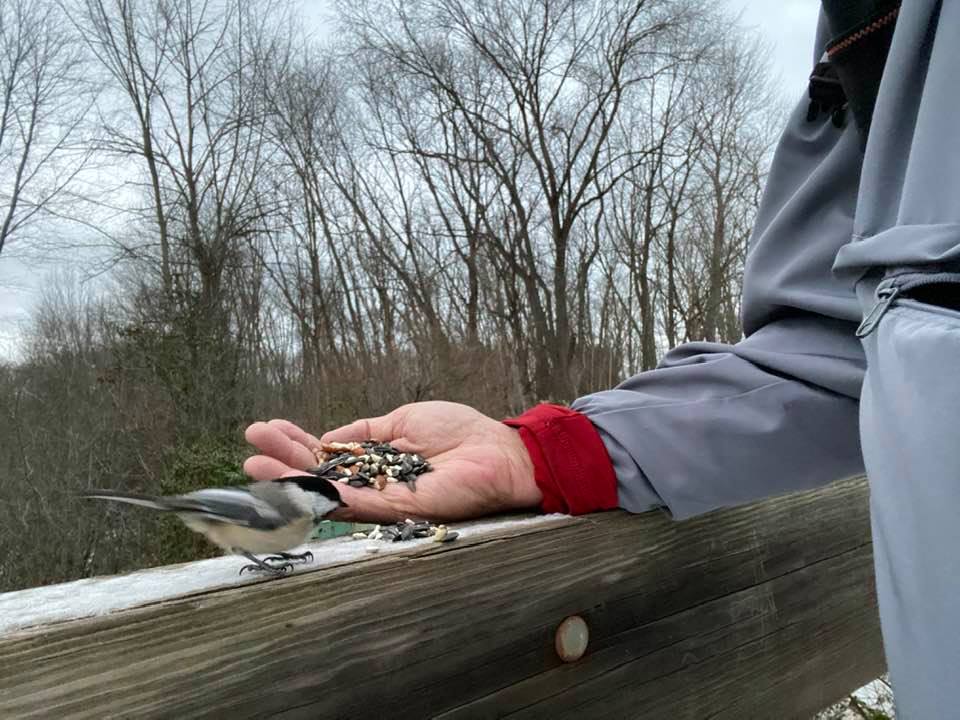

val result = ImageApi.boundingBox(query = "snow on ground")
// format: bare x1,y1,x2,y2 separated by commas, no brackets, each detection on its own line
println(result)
852,679,895,717
0,514,570,636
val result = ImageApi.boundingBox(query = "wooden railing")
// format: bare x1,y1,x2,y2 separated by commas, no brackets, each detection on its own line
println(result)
0,477,882,719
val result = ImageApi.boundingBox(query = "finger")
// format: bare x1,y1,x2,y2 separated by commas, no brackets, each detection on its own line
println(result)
266,419,323,453
243,455,297,481
245,422,317,469
320,414,394,444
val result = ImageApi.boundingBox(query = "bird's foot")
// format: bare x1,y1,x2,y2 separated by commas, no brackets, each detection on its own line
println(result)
238,552,294,576
239,561,293,576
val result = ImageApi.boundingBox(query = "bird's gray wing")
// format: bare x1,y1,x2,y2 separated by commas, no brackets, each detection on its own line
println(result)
168,488,286,530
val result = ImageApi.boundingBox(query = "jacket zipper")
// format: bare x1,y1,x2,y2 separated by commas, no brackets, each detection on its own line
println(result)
856,272,960,338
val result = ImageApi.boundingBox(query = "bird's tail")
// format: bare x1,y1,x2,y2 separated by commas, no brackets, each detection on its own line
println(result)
80,490,171,511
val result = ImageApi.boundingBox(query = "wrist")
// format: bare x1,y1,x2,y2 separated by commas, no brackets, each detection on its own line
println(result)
501,424,543,509
503,403,618,515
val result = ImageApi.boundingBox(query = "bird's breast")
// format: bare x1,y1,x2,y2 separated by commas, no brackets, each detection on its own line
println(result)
201,515,316,554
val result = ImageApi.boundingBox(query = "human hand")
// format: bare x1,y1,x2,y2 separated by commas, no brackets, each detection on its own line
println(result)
243,401,542,523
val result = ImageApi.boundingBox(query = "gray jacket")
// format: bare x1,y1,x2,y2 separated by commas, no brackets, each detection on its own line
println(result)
572,16,868,519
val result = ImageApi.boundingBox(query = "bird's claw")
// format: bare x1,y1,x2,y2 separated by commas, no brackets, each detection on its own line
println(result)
238,559,294,576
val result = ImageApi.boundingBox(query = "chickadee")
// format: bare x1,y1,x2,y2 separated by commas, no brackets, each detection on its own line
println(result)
83,476,346,575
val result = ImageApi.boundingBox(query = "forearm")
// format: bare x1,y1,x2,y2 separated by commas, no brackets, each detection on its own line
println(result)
573,315,864,519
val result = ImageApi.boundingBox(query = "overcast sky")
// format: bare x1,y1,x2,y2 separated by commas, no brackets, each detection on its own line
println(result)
731,0,821,92
0,1,821,361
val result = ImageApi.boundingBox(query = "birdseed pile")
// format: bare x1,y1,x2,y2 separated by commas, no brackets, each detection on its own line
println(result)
354,519,459,547
307,441,432,492
308,441,457,547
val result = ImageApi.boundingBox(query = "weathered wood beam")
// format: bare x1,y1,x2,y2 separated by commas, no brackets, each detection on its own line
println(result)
0,477,882,719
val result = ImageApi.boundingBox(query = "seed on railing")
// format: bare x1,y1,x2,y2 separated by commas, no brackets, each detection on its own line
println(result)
350,520,459,546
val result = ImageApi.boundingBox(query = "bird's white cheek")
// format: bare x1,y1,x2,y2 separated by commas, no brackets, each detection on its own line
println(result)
312,499,340,519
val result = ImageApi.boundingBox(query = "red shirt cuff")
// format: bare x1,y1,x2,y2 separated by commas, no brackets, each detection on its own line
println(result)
503,404,618,515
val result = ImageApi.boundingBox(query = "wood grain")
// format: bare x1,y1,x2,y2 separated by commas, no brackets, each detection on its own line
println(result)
0,477,882,719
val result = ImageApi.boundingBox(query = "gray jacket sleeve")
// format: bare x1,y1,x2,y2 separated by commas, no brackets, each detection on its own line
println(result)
572,16,867,519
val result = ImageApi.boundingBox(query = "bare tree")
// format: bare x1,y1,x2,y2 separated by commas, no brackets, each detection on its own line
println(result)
71,0,288,432
0,0,91,256
338,0,711,402
257,47,357,421
600,48,703,372
74,0,281,294
683,33,776,344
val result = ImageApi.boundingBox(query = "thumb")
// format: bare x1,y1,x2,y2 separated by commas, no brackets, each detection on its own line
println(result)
320,414,395,444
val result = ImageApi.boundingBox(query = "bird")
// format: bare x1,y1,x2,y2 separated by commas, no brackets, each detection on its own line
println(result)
82,476,347,575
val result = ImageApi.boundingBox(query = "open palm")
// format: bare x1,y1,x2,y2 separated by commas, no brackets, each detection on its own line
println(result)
244,401,541,523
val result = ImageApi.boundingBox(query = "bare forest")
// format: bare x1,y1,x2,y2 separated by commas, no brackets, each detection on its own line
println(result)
0,0,782,591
